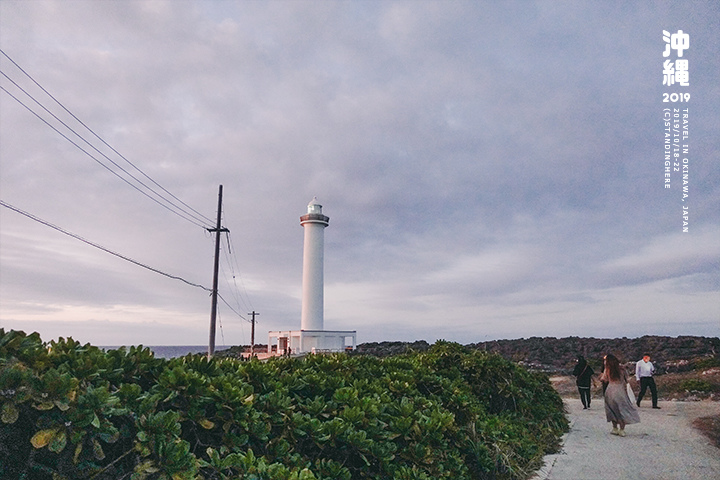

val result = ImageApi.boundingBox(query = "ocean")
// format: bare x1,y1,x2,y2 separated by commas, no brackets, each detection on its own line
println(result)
101,345,231,359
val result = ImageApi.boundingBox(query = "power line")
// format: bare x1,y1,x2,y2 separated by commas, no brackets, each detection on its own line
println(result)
0,49,214,226
1,198,250,323
2,196,251,332
0,77,210,229
0,84,210,229
0,49,214,228
0,199,211,292
216,307,226,347
220,260,250,316
220,236,253,313
218,210,256,322
227,230,255,311
0,51,258,331
217,293,246,321
2,49,214,226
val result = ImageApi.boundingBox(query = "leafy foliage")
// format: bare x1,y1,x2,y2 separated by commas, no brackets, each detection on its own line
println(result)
1,329,568,479
678,379,716,393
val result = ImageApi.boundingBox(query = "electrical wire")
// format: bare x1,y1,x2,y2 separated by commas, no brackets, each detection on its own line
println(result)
0,199,211,292
0,75,211,229
0,50,256,329
0,85,210,229
220,239,253,312
208,209,256,323
220,260,249,316
217,293,246,320
2,198,249,328
0,49,214,228
227,230,255,311
216,308,226,347
2,50,214,225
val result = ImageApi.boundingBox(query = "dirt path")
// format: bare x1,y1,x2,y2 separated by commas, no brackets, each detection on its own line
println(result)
531,399,720,480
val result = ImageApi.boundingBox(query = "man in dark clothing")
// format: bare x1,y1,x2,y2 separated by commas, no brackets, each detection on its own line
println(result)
573,355,595,409
635,354,660,408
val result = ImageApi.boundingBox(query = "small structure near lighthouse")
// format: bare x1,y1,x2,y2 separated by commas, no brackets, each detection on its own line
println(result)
268,198,356,355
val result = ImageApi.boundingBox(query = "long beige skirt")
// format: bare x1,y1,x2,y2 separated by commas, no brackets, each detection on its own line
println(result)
604,382,640,424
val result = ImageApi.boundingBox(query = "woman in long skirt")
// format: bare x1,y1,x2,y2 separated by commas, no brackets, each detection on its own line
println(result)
600,354,640,436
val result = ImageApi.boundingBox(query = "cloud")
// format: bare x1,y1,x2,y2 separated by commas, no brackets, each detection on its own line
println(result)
599,225,720,287
1,1,718,346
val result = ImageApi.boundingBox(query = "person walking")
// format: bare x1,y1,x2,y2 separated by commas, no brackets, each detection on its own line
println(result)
572,355,595,409
600,354,640,437
635,354,660,409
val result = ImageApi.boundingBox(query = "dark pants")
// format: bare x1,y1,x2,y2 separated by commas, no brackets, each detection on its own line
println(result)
578,387,591,408
637,377,658,407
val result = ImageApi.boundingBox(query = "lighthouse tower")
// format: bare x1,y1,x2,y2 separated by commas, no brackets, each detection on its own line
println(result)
267,198,356,355
300,197,329,331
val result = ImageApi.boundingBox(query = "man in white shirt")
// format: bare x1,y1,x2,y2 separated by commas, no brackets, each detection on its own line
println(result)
635,354,659,409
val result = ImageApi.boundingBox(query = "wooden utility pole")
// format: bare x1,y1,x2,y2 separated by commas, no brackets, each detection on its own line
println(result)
249,311,259,356
208,185,229,358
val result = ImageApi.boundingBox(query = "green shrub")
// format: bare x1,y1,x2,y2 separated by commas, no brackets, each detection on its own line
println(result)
679,379,715,393
0,329,568,479
695,356,720,370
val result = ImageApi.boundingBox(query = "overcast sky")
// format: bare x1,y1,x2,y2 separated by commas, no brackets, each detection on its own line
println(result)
1,1,718,347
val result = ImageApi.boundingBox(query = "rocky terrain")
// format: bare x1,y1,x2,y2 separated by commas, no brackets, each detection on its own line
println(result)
356,335,719,373
466,335,720,373
355,336,720,402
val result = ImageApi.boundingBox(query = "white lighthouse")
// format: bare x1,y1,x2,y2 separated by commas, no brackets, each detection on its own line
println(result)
268,198,356,355
300,197,329,331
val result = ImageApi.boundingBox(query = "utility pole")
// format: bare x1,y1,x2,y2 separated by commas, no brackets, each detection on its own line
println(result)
249,311,259,356
208,185,229,359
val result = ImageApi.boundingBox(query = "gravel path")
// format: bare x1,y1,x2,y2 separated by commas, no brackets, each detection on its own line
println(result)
532,399,720,480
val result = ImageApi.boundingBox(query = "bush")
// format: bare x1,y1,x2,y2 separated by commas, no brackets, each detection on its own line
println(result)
695,356,720,370
0,329,568,480
679,379,715,393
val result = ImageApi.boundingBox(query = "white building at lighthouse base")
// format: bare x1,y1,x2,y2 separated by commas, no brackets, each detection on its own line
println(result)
268,329,356,355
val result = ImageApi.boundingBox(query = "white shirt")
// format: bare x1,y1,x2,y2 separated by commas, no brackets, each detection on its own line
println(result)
635,360,655,381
